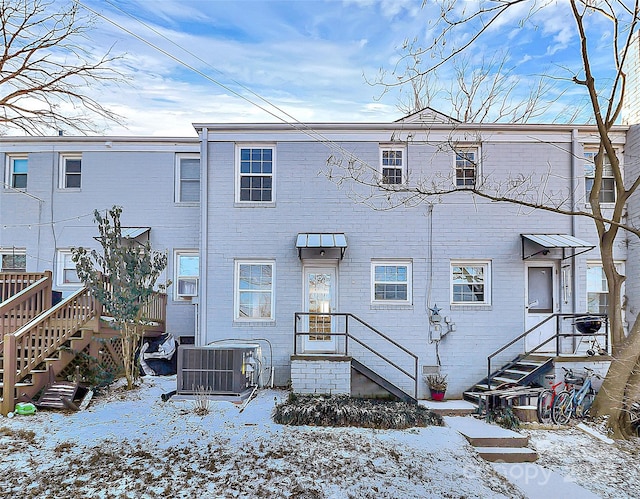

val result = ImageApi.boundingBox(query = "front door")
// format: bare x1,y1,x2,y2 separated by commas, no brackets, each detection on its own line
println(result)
303,266,337,353
525,262,558,352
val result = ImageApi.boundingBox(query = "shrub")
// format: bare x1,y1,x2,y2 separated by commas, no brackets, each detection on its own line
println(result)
487,406,521,430
272,394,444,429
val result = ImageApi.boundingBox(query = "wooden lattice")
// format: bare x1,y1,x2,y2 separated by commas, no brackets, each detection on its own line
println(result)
58,335,125,384
99,336,125,373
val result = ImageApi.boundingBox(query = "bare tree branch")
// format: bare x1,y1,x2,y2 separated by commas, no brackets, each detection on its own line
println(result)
353,0,640,438
0,0,126,135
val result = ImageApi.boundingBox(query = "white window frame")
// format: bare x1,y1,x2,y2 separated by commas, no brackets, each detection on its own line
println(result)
454,147,479,188
584,149,617,204
379,146,406,185
174,250,199,300
234,260,275,321
371,260,412,304
56,249,82,287
587,260,624,315
6,155,28,190
175,154,200,203
59,154,82,189
450,260,491,305
235,145,275,204
0,248,27,271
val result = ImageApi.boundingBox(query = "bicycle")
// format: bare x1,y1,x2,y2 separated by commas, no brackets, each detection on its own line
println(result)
551,367,601,425
536,367,583,424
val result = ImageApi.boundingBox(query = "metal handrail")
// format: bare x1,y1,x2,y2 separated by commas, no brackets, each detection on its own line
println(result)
486,313,609,388
294,312,418,399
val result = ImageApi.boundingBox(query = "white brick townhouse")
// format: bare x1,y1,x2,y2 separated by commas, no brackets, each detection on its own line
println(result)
193,111,632,398
0,136,200,340
2,111,637,399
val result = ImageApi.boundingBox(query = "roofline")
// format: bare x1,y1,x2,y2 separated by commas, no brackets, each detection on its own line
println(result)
192,122,630,134
0,135,199,144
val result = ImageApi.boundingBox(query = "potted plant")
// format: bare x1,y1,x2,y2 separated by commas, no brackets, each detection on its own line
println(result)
425,373,448,401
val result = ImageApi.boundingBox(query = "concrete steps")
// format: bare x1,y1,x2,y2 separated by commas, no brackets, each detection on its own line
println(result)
419,399,477,416
444,416,538,463
476,446,538,463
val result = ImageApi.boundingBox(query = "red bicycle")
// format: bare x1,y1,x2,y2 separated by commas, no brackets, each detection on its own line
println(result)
536,367,583,424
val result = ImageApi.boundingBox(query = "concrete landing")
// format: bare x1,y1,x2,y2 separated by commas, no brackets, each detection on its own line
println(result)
419,399,477,416
444,416,530,447
493,463,601,498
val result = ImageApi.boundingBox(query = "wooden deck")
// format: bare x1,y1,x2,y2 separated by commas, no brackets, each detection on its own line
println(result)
0,272,166,415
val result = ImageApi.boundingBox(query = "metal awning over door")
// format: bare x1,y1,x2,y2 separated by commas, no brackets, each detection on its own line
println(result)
521,234,595,260
121,227,151,239
296,233,347,259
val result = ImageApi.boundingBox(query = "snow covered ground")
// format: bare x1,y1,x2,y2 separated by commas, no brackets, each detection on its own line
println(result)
0,375,638,498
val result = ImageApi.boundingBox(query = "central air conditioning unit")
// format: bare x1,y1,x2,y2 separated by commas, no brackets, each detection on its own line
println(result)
176,343,261,400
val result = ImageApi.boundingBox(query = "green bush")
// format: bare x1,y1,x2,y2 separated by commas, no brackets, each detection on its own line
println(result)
272,394,444,429
486,406,521,430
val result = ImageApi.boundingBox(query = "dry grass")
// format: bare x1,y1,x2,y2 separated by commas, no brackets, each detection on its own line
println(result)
0,426,36,443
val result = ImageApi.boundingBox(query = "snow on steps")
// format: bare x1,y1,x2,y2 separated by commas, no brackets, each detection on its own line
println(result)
444,416,538,463
418,399,477,416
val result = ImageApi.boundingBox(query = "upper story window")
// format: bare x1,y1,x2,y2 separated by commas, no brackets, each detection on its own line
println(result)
175,154,200,203
7,155,28,189
0,248,26,271
175,250,199,300
380,148,405,185
371,260,412,303
56,250,81,287
237,146,274,203
60,154,82,189
587,263,608,315
584,150,616,203
451,260,491,305
455,148,478,188
235,261,274,320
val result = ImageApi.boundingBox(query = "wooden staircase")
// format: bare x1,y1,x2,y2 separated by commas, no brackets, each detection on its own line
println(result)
0,272,167,415
463,354,553,406
1,276,99,415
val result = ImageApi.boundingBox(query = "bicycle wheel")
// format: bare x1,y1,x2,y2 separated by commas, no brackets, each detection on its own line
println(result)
576,392,595,418
552,390,573,425
537,389,554,424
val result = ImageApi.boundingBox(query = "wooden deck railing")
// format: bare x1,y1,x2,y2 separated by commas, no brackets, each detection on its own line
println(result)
2,287,97,415
1,275,167,415
140,292,167,326
0,272,52,343
0,272,49,303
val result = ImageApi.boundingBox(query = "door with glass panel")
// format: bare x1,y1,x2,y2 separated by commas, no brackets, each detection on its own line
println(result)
303,266,337,353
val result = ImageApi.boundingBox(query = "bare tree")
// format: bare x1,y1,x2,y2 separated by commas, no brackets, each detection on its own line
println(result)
0,0,125,135
330,0,640,438
389,42,567,124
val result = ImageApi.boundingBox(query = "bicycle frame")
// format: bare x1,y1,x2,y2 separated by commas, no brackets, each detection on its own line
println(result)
537,368,582,424
551,368,600,424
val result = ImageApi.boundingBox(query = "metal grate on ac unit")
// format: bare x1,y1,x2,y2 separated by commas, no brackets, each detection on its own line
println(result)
176,343,261,401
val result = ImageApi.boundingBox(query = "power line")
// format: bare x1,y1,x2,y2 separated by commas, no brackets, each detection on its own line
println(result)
73,0,378,174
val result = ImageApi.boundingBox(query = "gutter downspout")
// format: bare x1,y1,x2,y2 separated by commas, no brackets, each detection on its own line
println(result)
571,129,580,326
197,127,209,346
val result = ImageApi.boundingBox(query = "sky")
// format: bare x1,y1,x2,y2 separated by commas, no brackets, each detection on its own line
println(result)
45,1,622,136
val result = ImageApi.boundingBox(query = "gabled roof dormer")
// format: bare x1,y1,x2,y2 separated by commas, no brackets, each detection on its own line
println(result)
395,107,459,125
